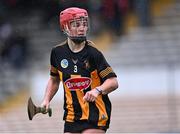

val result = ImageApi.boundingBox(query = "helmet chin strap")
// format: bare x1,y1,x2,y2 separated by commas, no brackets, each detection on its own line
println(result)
69,36,86,44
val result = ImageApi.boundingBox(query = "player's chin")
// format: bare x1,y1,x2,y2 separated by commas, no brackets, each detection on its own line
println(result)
78,33,86,36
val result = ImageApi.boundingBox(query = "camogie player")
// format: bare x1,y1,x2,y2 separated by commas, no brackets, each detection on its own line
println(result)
41,7,119,133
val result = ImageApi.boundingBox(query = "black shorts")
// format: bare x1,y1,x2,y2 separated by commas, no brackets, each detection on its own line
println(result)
64,120,107,133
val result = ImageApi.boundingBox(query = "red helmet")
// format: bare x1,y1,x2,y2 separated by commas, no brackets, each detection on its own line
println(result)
60,7,88,32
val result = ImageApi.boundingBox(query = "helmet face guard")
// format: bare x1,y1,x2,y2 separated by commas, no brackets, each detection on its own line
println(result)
60,7,89,43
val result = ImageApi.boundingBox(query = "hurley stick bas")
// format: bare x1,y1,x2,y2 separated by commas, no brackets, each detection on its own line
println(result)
27,97,52,120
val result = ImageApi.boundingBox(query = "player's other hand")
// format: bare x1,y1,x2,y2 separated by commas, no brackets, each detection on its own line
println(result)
83,89,100,102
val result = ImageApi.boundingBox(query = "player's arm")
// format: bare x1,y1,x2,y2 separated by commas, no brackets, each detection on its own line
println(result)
41,47,60,109
83,49,118,102
95,50,119,95
96,77,118,95
83,77,118,102
41,76,60,109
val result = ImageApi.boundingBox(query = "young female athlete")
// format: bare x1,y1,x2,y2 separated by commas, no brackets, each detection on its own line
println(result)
41,7,119,133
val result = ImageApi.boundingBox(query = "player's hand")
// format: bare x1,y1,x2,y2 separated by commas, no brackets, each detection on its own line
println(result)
41,100,50,112
83,89,100,102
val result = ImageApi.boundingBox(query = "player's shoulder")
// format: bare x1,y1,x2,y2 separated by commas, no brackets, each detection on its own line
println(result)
52,40,67,51
87,40,101,52
86,40,102,55
86,40,96,49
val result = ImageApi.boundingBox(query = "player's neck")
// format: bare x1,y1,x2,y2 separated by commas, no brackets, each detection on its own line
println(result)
68,38,86,53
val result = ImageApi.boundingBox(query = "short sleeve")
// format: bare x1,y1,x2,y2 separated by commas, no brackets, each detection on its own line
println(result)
95,51,117,81
50,48,59,77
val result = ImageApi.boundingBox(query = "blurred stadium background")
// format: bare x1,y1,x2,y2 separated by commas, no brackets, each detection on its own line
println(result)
0,0,180,133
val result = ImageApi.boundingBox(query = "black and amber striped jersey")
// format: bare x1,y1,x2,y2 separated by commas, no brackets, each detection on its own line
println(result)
50,40,117,128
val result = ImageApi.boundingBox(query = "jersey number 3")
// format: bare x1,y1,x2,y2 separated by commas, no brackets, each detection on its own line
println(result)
74,65,77,73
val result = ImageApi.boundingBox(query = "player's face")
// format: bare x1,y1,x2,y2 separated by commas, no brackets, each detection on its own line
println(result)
67,17,88,37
